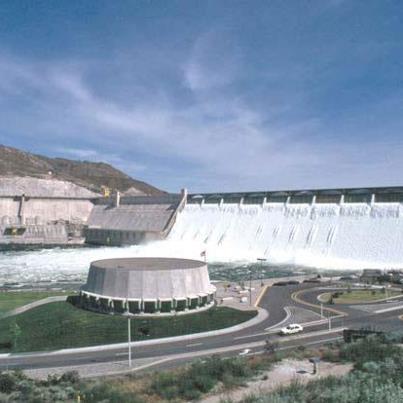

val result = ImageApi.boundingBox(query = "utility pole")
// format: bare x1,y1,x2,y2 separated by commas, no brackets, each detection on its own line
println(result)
320,303,323,318
128,316,132,367
328,314,332,331
249,270,252,306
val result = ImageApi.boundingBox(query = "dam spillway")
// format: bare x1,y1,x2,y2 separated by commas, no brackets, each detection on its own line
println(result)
1,185,403,285
166,189,403,269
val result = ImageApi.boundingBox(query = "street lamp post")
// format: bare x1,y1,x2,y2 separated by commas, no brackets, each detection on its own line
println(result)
257,257,267,286
249,270,252,306
124,298,133,368
128,316,132,367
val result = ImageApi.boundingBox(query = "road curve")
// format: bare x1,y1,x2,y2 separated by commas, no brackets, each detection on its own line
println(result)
1,283,402,375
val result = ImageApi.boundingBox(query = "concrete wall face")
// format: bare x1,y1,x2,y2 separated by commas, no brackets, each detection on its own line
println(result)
0,179,186,247
84,263,214,300
0,223,69,245
0,198,93,224
85,193,185,246
84,228,153,246
0,197,93,246
80,258,216,316
0,177,99,246
87,204,174,231
0,199,19,220
23,199,93,223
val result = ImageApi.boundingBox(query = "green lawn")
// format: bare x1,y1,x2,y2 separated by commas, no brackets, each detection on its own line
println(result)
0,302,256,353
0,291,72,315
320,289,401,304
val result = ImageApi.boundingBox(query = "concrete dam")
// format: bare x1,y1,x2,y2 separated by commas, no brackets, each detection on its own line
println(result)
166,188,403,269
1,177,403,271
0,176,186,248
0,177,97,247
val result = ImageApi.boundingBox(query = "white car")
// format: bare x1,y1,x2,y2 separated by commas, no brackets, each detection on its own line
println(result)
280,324,304,335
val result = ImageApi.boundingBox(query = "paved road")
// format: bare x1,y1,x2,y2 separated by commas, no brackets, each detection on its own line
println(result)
297,286,403,331
1,282,402,374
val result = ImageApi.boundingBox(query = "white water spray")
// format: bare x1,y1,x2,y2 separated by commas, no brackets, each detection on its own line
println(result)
1,201,402,284
167,202,403,269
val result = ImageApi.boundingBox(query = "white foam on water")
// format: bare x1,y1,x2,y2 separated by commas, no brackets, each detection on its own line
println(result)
1,202,402,283
0,240,207,284
167,202,403,269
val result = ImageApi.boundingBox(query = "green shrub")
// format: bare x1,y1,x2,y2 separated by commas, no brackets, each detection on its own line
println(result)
339,335,402,369
60,371,80,385
83,381,143,403
0,372,16,393
150,356,257,401
150,372,179,400
321,347,339,362
245,372,403,403
241,393,263,402
384,330,403,344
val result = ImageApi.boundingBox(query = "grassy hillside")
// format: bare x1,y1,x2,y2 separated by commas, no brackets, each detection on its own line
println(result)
0,145,163,195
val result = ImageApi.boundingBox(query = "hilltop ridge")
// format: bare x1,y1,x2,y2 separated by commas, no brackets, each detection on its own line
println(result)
0,145,163,195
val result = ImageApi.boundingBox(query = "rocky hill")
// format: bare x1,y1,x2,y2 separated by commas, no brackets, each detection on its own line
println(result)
0,145,163,195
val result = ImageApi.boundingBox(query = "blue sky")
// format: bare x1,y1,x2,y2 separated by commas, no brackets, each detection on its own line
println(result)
0,0,402,192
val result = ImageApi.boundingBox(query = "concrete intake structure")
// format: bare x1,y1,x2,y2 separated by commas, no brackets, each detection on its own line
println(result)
0,176,186,247
0,177,99,247
79,257,216,315
84,189,188,246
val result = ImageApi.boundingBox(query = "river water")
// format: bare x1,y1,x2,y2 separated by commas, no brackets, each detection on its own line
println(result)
3,201,399,286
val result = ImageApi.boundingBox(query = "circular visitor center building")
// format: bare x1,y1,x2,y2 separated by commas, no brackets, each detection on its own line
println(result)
79,257,216,315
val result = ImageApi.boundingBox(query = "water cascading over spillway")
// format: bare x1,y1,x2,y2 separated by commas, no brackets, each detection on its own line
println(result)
2,194,403,285
167,202,403,269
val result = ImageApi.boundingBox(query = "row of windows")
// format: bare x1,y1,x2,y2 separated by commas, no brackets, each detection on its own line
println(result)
3,226,66,236
79,293,214,315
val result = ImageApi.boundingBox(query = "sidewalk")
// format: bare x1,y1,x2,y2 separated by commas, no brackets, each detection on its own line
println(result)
0,296,68,319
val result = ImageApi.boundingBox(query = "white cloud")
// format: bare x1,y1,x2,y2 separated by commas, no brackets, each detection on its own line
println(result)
183,30,242,91
0,46,402,193
55,147,147,174
58,148,99,159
